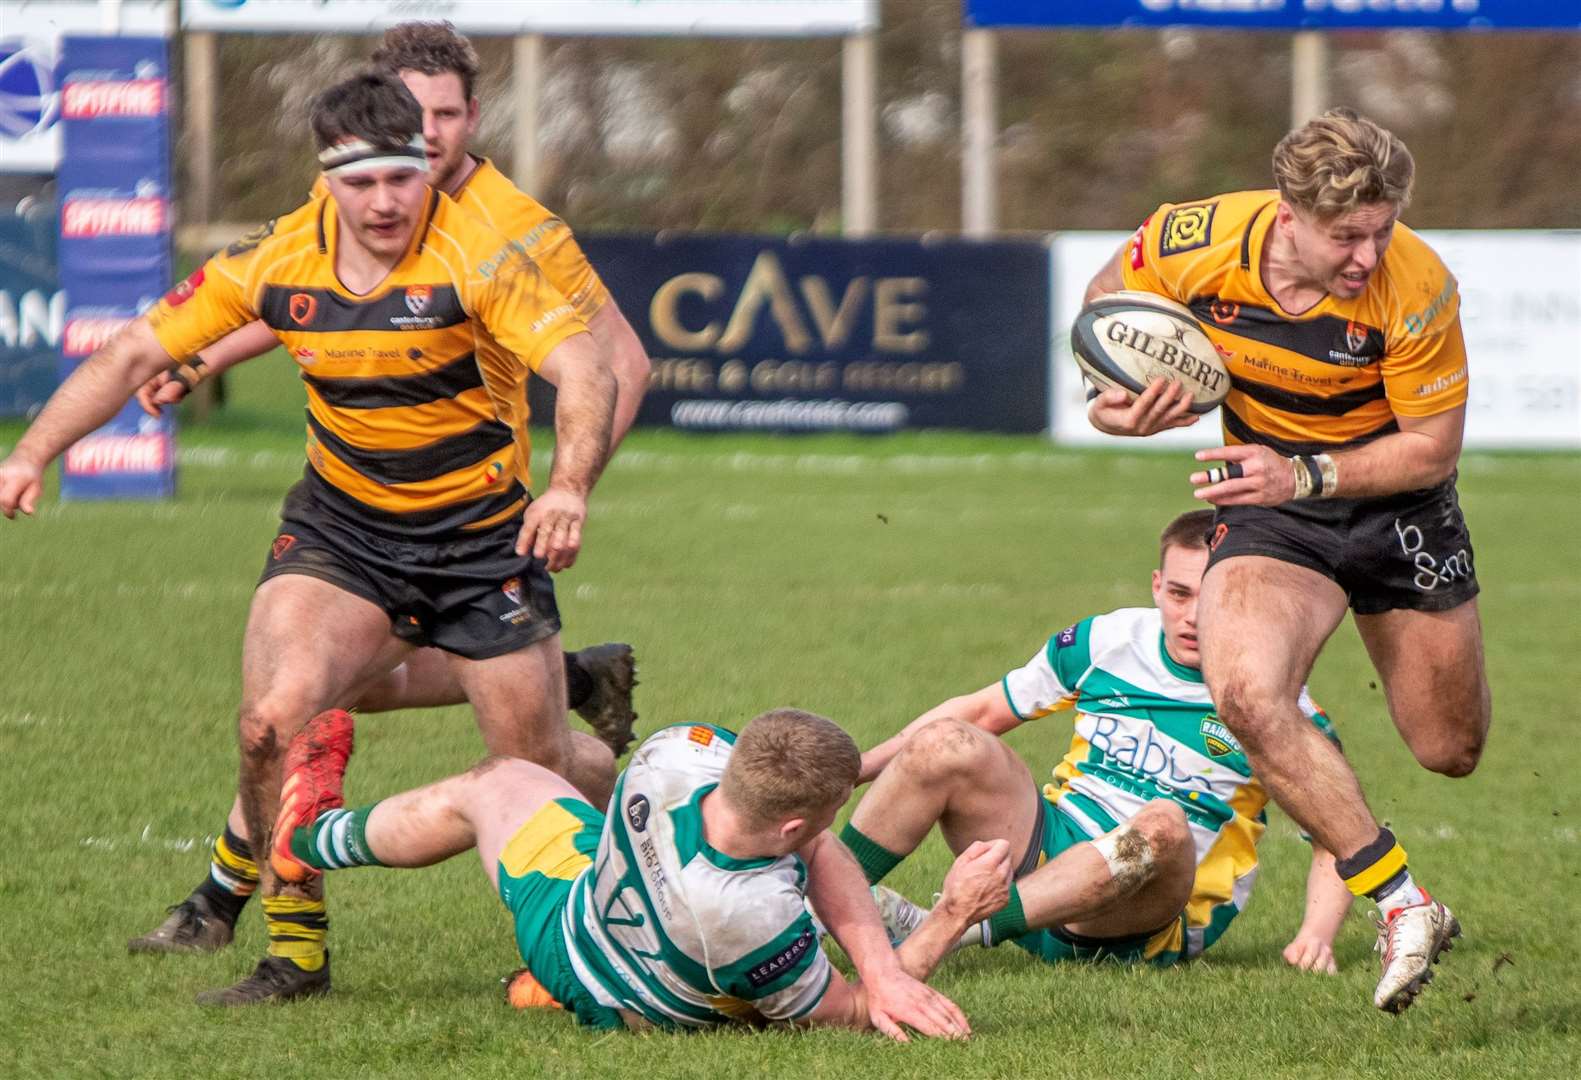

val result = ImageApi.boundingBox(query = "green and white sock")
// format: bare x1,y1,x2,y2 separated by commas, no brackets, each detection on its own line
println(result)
290,804,385,871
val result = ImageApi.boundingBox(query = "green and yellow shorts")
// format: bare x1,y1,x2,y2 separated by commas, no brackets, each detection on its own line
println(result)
1011,793,1192,968
495,797,624,1030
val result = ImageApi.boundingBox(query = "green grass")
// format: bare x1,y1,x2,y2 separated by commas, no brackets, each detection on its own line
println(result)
1,357,1578,1077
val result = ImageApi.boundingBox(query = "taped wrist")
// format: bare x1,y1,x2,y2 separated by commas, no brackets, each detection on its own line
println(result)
1291,453,1338,499
166,356,209,393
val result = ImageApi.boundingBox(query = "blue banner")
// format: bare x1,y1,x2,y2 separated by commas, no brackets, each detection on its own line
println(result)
964,1,1581,30
539,234,1052,434
57,34,174,500
0,210,62,418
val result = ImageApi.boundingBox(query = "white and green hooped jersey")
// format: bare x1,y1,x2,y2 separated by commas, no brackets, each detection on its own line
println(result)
1002,607,1337,956
560,724,832,1028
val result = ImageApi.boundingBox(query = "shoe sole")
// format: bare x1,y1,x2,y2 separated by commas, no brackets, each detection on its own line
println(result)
577,645,639,756
1379,919,1461,1014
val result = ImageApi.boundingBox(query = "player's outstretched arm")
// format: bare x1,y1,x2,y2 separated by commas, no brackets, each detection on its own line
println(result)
895,839,1013,981
518,331,616,570
800,829,970,1041
1,319,175,519
1283,845,1355,975
584,302,651,452
859,682,1019,784
136,319,280,416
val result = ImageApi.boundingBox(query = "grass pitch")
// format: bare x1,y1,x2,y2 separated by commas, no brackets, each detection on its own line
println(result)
1,356,1577,1078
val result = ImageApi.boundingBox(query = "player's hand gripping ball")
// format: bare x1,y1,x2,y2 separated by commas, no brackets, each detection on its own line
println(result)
1071,290,1229,414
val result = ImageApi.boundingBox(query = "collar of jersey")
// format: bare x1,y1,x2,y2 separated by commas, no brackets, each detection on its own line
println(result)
670,783,777,872
1245,196,1338,322
1157,633,1204,684
318,187,438,298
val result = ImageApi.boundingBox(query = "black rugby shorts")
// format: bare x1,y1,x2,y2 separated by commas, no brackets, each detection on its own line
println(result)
1206,474,1478,615
258,477,560,659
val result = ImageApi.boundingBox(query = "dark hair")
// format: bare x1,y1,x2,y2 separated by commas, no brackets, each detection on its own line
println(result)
371,21,481,101
309,69,422,154
1159,509,1215,567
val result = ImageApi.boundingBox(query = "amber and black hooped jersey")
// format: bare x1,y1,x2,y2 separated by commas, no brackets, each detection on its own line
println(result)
147,190,587,537
1121,189,1468,455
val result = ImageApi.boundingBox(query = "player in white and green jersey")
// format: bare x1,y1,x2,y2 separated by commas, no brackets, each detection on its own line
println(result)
840,510,1355,973
269,706,1014,1035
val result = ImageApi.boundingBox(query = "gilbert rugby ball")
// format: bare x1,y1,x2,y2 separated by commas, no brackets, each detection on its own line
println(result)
1070,290,1229,414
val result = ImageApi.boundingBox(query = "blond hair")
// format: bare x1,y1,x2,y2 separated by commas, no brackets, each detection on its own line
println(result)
1272,108,1414,220
720,708,860,827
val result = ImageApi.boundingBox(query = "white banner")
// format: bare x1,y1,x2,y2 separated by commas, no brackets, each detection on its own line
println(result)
1049,230,1581,450
0,1,172,173
180,0,877,35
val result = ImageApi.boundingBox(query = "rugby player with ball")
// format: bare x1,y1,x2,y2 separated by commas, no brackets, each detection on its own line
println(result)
1076,108,1489,1013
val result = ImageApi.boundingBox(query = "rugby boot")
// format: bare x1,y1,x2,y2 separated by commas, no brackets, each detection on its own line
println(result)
872,885,929,947
1373,892,1461,1013
504,967,564,1011
270,708,355,884
195,953,331,1006
572,643,639,757
127,893,234,954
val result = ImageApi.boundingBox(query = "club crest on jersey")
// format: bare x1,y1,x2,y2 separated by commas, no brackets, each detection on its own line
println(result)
163,268,204,308
625,794,651,832
1200,717,1243,759
484,461,505,485
1345,320,1369,354
405,285,432,315
1208,298,1239,326
1159,203,1215,256
289,293,317,326
501,577,524,605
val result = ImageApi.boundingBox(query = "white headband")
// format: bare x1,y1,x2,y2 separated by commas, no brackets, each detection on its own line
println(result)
318,134,430,176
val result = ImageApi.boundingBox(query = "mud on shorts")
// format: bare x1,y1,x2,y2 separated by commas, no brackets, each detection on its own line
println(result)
1205,474,1478,615
1009,789,1198,968
259,476,561,659
495,797,625,1031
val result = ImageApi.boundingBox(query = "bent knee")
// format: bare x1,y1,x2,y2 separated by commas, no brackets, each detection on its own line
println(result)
899,717,998,780
1411,739,1484,778
1210,677,1297,751
1133,801,1193,859
237,702,299,762
466,755,555,790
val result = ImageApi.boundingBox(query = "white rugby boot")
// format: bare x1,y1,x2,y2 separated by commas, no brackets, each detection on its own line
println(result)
1373,893,1461,1014
872,885,930,947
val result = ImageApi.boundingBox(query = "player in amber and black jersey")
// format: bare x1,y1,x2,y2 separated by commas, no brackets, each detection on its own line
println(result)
0,70,620,1006
1081,109,1490,1014
122,24,649,978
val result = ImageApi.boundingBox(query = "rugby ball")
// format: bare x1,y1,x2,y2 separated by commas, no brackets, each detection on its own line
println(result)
1070,290,1229,414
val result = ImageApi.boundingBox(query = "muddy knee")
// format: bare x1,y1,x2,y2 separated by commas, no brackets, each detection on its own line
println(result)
898,717,999,782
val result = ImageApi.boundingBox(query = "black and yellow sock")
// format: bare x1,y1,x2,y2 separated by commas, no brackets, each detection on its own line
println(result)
1334,827,1425,913
192,824,258,924
984,883,1027,946
263,895,328,973
838,822,905,885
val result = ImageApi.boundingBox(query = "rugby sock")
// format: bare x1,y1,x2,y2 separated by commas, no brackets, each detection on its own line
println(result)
192,824,258,924
981,883,1027,947
263,895,328,972
838,823,905,885
1335,827,1428,916
564,652,595,712
289,804,387,871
